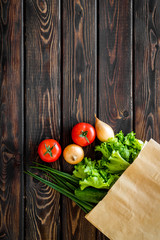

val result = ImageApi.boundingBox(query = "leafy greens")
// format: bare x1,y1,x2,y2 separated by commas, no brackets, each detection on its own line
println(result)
73,131,144,190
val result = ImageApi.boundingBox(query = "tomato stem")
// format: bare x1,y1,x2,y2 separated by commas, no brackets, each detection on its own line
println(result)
44,144,56,157
79,131,90,143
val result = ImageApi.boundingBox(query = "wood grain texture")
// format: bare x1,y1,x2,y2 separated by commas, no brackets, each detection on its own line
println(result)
98,1,133,238
62,0,97,239
98,0,133,135
0,0,23,239
25,0,61,239
134,0,160,142
1,1,157,239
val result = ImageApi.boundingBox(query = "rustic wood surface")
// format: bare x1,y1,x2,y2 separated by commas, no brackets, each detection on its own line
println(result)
134,0,160,142
61,0,97,239
0,0,23,239
1,0,160,239
98,0,133,134
25,0,61,239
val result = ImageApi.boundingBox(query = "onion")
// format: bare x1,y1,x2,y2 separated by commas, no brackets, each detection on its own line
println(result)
95,115,114,142
63,144,84,165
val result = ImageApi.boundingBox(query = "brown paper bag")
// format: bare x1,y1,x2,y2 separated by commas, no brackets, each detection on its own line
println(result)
85,139,160,240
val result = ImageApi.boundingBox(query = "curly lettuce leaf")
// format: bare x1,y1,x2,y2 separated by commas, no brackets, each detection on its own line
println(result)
73,131,144,191
73,157,97,179
73,157,121,190
79,174,119,190
106,151,130,173
95,130,143,164
95,142,111,158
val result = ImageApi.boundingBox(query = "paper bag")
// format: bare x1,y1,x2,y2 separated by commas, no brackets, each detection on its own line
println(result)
85,139,160,240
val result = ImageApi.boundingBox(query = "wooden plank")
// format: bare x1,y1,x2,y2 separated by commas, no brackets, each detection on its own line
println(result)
62,0,97,239
25,0,61,239
98,0,133,134
98,0,133,239
134,0,160,142
0,0,24,239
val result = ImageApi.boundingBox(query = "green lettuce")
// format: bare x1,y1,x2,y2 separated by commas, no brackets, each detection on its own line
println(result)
73,131,144,190
95,131,143,164
73,157,119,190
79,175,119,190
73,158,97,179
101,151,130,173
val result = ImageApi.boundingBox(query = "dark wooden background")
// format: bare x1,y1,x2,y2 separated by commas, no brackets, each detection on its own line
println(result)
1,0,160,239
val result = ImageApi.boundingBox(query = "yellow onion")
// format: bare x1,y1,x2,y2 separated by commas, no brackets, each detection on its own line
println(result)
95,115,114,142
63,144,84,165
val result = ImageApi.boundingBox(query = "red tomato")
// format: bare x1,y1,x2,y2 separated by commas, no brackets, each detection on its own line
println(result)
38,139,62,162
71,123,96,147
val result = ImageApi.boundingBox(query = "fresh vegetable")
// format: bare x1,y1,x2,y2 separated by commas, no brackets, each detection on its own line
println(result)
73,131,144,190
38,139,62,162
74,187,107,204
95,115,114,142
71,122,96,146
26,130,144,214
63,144,84,164
95,131,143,165
73,157,119,190
25,162,95,213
